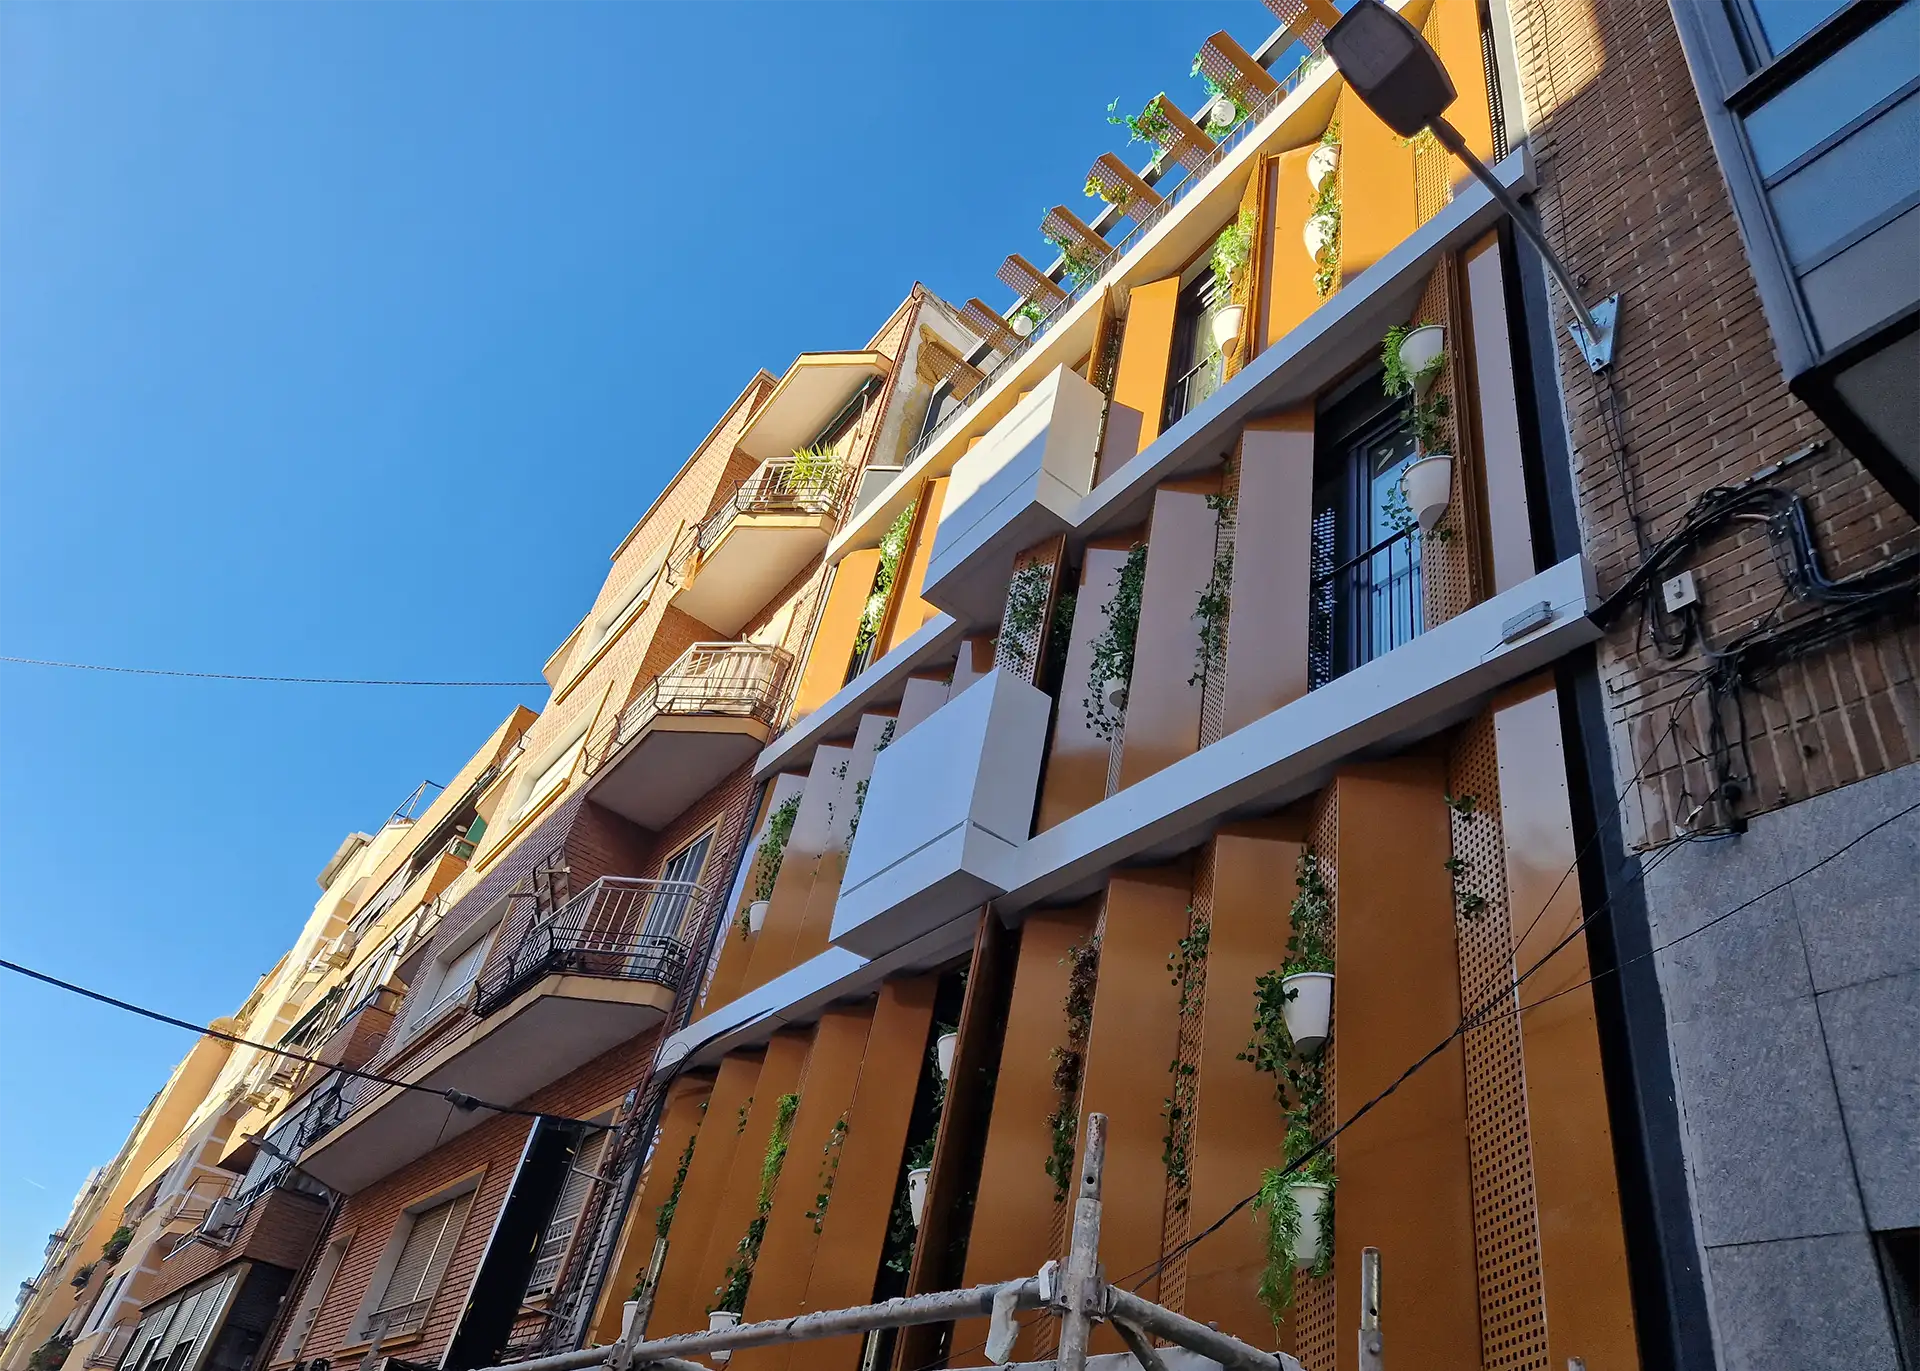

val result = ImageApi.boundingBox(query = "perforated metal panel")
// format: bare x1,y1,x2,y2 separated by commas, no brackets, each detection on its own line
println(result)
1291,791,1339,1370
1449,716,1549,1370
999,255,1068,309
1158,846,1215,1314
997,537,1066,683
1413,260,1483,629
1414,11,1456,227
1198,458,1239,750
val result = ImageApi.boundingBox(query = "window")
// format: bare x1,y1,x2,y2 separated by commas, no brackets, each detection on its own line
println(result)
1309,377,1425,689
641,833,712,941
421,932,493,1023
363,1189,473,1340
524,1120,614,1298
511,735,586,825
1163,271,1226,429
123,1273,238,1371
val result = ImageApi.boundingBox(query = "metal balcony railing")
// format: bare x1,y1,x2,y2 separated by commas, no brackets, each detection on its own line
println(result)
583,642,791,775
1308,525,1426,690
473,876,700,1017
900,55,1329,472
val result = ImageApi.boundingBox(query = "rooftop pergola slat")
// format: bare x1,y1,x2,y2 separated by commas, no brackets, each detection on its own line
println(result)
917,331,987,399
997,255,1068,310
1085,154,1163,225
1040,205,1109,263
960,299,1021,356
1261,0,1339,47
1196,31,1282,106
1146,93,1216,172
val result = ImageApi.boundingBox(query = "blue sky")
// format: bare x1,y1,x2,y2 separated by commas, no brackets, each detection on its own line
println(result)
0,1,1276,1292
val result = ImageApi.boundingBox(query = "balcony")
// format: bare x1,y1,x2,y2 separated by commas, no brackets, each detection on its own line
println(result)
584,642,790,829
736,351,890,461
832,668,1052,958
1309,525,1426,690
298,878,705,1192
84,1325,135,1369
672,461,855,635
148,1171,328,1306
920,365,1105,628
474,876,695,1016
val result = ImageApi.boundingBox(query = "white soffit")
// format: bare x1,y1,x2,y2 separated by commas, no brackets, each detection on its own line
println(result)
737,351,891,460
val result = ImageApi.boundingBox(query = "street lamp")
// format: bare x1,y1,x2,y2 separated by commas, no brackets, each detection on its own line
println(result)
1322,0,1618,372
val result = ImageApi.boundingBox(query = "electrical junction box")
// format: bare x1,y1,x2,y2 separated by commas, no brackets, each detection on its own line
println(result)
1663,570,1700,612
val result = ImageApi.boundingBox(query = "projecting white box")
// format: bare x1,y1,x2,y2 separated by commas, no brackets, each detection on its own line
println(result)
921,364,1105,628
831,668,1050,958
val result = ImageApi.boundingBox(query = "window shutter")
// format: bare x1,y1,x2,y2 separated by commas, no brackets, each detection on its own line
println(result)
526,1130,611,1296
371,1191,472,1334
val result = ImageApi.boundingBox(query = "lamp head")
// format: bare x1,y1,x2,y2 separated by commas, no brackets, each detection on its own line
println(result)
1323,0,1459,138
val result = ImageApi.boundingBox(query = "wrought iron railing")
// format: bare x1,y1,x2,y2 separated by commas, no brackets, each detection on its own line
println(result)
898,55,1331,473
583,642,790,775
1165,350,1226,429
1308,525,1426,690
472,876,701,1017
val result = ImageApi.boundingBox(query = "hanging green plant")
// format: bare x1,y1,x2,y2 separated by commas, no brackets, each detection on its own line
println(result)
654,1104,705,1243
1191,64,1250,139
1191,493,1235,687
1014,300,1048,334
805,1116,851,1235
1084,544,1147,739
741,795,802,937
1252,1122,1337,1322
1083,172,1132,209
1209,208,1256,305
1000,562,1052,670
851,502,917,662
1044,228,1105,288
1044,935,1101,1203
1160,915,1209,1202
1107,94,1173,148
100,1228,133,1264
711,1092,799,1314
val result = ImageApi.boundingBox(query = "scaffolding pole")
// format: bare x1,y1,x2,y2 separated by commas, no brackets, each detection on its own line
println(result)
472,1114,1312,1371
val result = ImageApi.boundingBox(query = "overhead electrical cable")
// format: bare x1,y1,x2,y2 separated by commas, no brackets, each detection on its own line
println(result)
0,957,607,1129
1,655,545,688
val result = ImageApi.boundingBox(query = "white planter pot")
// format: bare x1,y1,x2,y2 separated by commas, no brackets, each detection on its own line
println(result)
1400,454,1454,532
747,900,770,935
1210,305,1246,352
1103,678,1129,713
934,1032,958,1082
1307,143,1340,190
1397,324,1446,399
907,1167,932,1226
1011,312,1035,338
1288,1181,1331,1269
707,1310,740,1362
1304,212,1337,259
1281,971,1333,1056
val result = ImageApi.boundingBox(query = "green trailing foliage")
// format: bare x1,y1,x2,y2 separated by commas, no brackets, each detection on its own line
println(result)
1014,300,1048,333
654,1103,706,1241
1209,207,1257,306
1191,66,1250,139
1251,1122,1337,1322
1000,563,1052,671
1161,914,1210,1203
1084,544,1148,739
851,503,918,662
1312,121,1342,299
1044,936,1101,1203
743,795,802,933
1191,492,1235,687
100,1227,132,1265
711,1092,800,1314
1107,94,1172,150
805,1117,852,1235
1083,172,1131,208
787,443,845,498
1044,229,1105,288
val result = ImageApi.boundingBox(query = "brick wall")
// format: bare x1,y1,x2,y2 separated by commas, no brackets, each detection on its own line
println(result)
274,1029,662,1371
1506,0,1920,845
140,1187,330,1309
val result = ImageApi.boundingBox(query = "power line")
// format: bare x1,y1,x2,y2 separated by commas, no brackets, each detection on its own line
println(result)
0,957,605,1130
1124,793,1913,1291
1,655,546,688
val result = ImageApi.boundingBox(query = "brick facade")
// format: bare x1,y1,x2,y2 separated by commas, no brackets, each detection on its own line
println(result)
140,1187,331,1311
1505,0,1920,846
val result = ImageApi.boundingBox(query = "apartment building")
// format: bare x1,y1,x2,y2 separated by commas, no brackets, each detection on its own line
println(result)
25,3,1915,1371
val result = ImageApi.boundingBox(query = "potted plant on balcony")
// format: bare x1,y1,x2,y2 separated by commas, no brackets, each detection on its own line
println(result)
1209,207,1256,353
28,1335,73,1371
1382,324,1453,532
69,1264,95,1291
787,443,844,500
934,1024,959,1081
1010,301,1047,339
101,1228,132,1265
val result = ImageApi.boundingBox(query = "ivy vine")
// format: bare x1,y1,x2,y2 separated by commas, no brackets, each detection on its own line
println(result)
1160,914,1209,1204
804,1116,851,1235
1107,94,1172,149
1044,229,1105,288
1312,121,1342,300
1209,207,1256,305
1000,562,1052,671
1084,544,1147,739
852,502,918,662
711,1092,799,1314
1044,935,1101,1203
743,795,802,933
654,1102,706,1241
1191,492,1235,688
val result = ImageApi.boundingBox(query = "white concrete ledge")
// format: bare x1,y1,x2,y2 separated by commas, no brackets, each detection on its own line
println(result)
753,611,964,780
656,914,979,1072
1002,553,1597,911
